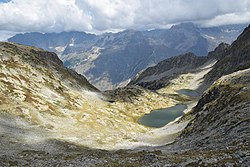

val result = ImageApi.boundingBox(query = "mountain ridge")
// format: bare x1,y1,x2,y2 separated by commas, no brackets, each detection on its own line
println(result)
8,23,247,90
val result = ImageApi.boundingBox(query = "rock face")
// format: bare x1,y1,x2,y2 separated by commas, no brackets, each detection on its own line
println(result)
8,23,247,90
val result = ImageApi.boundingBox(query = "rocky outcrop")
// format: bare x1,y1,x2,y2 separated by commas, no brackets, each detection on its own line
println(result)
207,42,230,60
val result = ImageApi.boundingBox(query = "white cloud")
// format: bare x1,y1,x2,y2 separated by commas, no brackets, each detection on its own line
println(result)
0,0,92,32
134,0,250,27
0,30,17,41
75,0,139,31
0,0,250,35
200,12,250,27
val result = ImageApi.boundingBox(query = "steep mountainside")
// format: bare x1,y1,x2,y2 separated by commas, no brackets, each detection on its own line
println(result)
166,69,250,166
204,24,250,85
180,69,250,146
8,23,246,90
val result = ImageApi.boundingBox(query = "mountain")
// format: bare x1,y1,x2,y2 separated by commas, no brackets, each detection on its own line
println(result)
131,24,250,92
204,25,250,85
130,23,250,91
128,52,209,90
8,31,97,55
8,23,247,90
129,42,230,91
0,42,98,91
201,24,247,50
1,25,250,166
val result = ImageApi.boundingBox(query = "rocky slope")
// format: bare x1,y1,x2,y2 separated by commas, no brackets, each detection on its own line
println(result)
8,23,246,90
165,68,250,166
179,69,250,149
0,42,185,151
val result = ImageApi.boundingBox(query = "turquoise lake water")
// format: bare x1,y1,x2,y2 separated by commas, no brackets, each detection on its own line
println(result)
138,104,187,128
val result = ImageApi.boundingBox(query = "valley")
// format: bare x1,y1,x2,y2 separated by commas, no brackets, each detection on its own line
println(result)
0,42,203,151
0,23,250,167
1,0,250,165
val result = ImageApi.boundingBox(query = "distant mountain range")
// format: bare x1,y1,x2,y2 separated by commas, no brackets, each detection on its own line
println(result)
8,23,247,90
130,24,250,93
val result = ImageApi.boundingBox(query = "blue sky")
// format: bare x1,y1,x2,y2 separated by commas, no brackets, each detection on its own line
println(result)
0,0,250,40
0,0,10,3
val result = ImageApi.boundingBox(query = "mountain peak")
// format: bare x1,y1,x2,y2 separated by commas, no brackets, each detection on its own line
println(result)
232,24,250,47
207,42,230,60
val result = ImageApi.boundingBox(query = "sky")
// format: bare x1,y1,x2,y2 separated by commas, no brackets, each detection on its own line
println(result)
0,0,250,40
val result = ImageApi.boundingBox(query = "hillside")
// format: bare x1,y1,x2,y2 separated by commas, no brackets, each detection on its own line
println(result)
0,42,187,151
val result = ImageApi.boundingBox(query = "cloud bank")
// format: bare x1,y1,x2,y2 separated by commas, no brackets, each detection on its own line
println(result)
0,0,250,34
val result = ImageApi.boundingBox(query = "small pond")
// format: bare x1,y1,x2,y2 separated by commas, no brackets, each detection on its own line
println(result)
176,89,200,98
138,104,187,128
